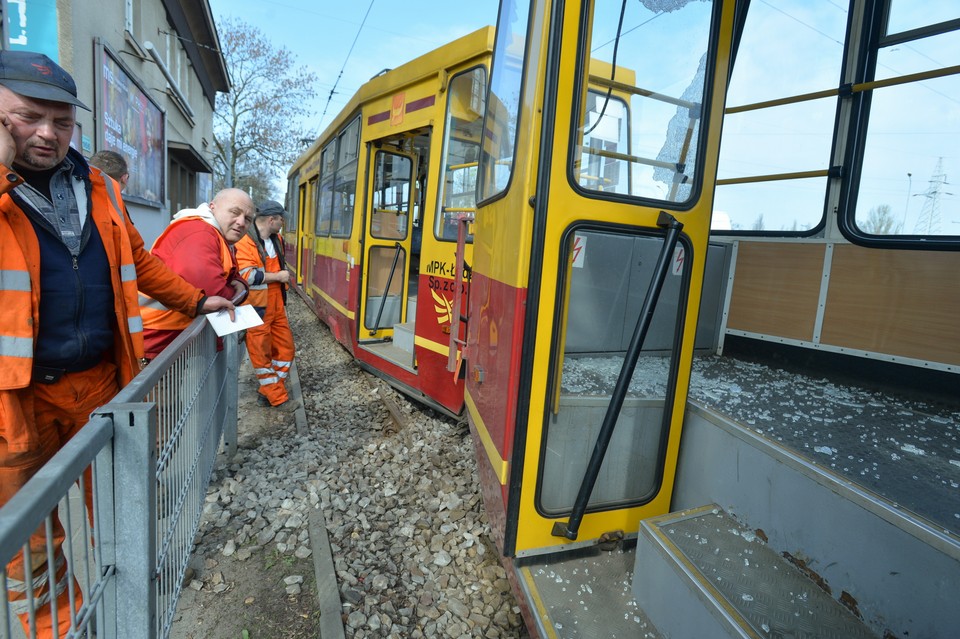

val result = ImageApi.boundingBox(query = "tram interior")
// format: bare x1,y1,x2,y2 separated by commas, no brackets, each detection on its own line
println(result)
550,229,960,536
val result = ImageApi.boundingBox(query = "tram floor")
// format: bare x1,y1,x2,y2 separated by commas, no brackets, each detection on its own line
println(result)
560,352,960,536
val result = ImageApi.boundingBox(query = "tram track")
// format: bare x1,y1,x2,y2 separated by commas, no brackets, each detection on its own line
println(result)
174,294,528,638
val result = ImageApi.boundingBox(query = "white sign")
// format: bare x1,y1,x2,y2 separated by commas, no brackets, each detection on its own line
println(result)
572,234,586,268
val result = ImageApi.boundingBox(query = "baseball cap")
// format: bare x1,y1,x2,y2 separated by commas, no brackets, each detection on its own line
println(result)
257,200,286,217
0,50,90,110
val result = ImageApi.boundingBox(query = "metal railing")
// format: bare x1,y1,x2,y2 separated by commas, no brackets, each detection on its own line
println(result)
0,318,240,639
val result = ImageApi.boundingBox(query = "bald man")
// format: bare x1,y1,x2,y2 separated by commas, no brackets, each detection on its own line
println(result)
140,188,254,359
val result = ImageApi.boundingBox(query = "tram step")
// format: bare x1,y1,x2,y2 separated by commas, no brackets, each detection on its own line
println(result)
394,321,415,354
634,504,878,639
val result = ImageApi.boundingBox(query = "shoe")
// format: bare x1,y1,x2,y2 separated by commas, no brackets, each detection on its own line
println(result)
256,395,270,407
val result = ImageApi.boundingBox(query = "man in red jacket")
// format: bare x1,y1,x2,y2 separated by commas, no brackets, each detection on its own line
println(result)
140,188,253,359
0,50,234,638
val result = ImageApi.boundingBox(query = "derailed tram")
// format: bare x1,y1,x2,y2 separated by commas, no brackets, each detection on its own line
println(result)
287,1,960,637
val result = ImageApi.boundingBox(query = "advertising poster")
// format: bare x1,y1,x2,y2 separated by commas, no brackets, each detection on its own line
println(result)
100,48,164,205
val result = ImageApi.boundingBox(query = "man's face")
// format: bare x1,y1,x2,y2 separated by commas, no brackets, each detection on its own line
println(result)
266,214,284,235
210,192,254,244
0,87,75,170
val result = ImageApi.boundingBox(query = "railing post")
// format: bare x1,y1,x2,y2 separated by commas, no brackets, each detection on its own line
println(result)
221,334,242,459
108,402,158,639
94,421,119,639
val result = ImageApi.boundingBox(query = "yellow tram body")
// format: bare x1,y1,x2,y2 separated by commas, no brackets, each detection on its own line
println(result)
288,1,960,636
286,27,494,414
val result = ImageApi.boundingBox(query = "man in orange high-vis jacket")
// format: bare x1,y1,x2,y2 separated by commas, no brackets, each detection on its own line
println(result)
140,188,253,360
0,51,236,639
236,200,296,407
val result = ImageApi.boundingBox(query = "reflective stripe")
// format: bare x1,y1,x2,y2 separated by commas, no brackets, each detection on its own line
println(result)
277,371,289,380
254,367,273,375
7,555,68,613
0,269,30,292
102,175,123,212
257,376,279,386
120,263,138,282
249,283,268,290
139,296,169,312
0,335,33,358
273,360,292,368
128,314,143,334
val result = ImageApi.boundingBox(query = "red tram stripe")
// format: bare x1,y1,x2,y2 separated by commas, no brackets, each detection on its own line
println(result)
368,111,390,125
405,95,436,113
366,95,437,126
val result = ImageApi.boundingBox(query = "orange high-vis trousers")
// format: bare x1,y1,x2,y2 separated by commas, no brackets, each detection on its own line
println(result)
247,280,295,407
0,361,118,638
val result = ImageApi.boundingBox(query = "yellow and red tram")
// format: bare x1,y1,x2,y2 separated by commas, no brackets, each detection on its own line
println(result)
288,1,959,636
285,27,494,415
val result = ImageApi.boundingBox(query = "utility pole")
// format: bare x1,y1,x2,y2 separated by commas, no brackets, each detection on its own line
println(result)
913,158,948,235
902,172,912,232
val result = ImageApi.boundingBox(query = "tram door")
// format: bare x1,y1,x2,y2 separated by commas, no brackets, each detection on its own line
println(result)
359,144,416,341
293,181,308,286
299,177,317,294
467,0,733,558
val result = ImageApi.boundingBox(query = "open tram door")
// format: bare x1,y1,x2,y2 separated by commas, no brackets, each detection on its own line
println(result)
358,139,418,354
292,179,309,286
467,0,738,634
298,177,317,294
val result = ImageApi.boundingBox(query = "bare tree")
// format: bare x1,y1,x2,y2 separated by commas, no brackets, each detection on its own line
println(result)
213,17,317,202
860,204,903,234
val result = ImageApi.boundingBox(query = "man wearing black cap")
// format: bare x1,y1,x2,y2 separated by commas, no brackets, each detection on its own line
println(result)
0,50,235,638
236,200,296,407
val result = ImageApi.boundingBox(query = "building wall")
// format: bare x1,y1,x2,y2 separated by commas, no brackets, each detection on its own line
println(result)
33,0,228,245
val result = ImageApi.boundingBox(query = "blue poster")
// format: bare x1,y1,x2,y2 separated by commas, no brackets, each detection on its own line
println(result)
6,0,60,61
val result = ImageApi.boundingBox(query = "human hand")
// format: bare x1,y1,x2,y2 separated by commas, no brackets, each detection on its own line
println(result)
0,112,18,167
201,295,235,321
230,280,248,304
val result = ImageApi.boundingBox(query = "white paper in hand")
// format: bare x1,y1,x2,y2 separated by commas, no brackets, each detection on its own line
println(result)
205,304,263,336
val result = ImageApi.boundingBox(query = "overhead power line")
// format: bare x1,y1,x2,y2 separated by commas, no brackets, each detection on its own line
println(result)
321,0,376,122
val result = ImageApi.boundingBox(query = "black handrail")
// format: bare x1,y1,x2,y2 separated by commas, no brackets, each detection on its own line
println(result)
370,241,404,335
552,211,684,540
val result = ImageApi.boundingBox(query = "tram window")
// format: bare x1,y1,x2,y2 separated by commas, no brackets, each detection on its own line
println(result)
716,98,836,233
853,76,959,238
371,151,412,241
574,0,714,204
437,67,486,242
875,28,960,81
886,1,957,36
713,0,847,235
332,117,360,238
286,174,299,234
316,144,335,236
713,177,827,232
577,89,629,194
726,2,847,107
477,0,531,203
847,8,960,242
